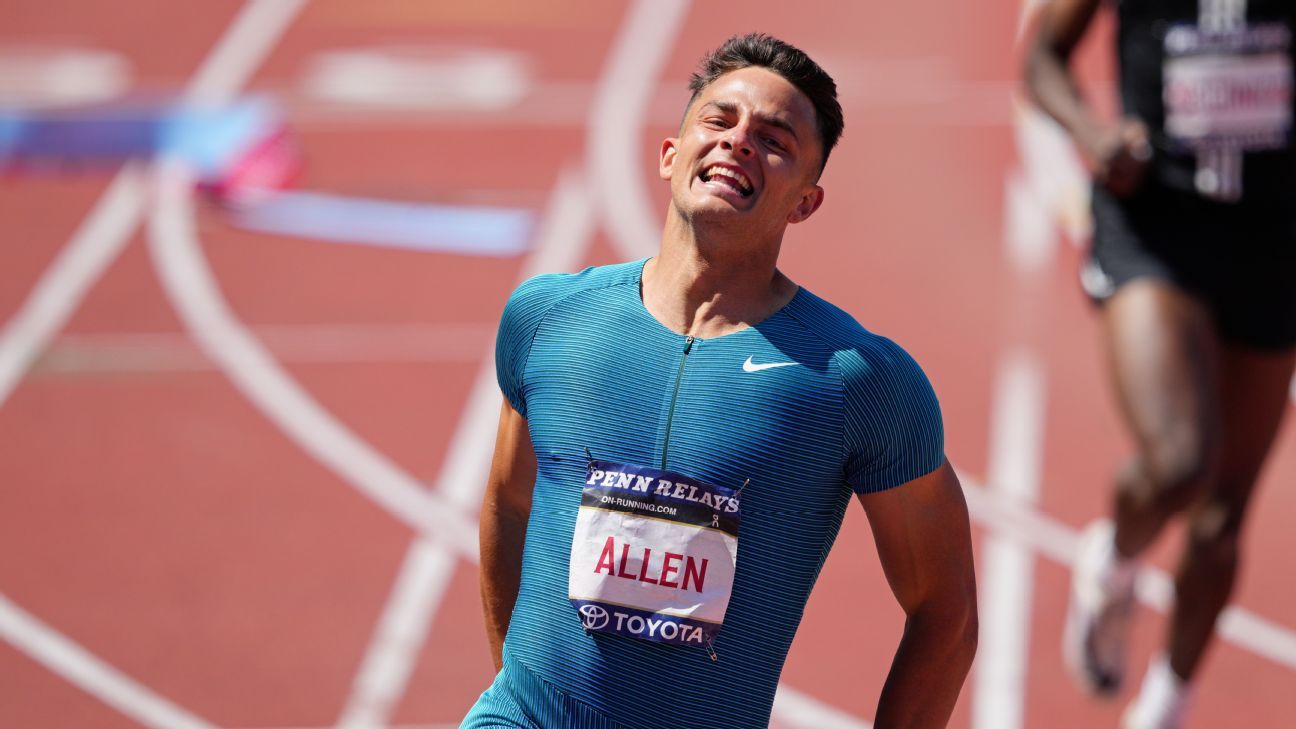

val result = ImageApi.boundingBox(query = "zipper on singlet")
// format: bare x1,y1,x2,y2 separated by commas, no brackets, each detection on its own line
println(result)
660,335,694,469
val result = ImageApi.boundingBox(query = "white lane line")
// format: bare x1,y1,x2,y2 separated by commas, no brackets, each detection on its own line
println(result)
335,0,692,718
334,168,598,729
517,167,606,283
0,2,304,726
771,684,873,729
147,161,478,559
972,351,1046,729
1002,167,1055,276
288,76,1015,130
975,5,1073,725
1217,600,1296,676
958,471,1296,672
0,0,311,413
583,2,873,723
962,470,1078,563
39,323,495,372
182,0,306,105
337,0,691,720
1009,100,1091,254
587,0,691,260
334,541,459,729
0,164,147,407
0,594,217,729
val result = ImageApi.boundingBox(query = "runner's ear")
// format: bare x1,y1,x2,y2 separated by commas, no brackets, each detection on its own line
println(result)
788,185,824,224
660,138,679,181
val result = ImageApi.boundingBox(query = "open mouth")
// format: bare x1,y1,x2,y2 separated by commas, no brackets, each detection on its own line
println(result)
699,164,753,198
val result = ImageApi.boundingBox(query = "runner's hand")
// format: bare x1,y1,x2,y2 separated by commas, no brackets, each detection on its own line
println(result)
1084,118,1151,197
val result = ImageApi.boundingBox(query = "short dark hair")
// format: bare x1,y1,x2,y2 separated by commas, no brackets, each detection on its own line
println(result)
687,33,844,172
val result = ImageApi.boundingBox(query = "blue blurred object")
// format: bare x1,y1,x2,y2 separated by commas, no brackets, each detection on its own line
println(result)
233,190,535,256
161,97,282,178
0,96,284,184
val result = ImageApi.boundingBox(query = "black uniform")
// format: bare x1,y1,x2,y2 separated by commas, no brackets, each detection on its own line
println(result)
1086,0,1296,348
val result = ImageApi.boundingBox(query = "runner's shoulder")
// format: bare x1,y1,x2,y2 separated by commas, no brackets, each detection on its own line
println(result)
785,288,932,391
787,290,943,489
504,259,644,318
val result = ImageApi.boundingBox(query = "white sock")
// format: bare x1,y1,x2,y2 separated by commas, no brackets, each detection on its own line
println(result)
1099,523,1137,594
1128,654,1192,728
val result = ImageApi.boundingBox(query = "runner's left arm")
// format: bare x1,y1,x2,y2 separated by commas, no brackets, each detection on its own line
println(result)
479,397,537,673
1023,0,1150,195
859,460,977,728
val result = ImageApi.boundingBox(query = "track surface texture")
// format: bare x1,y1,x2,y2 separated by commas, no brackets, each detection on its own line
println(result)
2,2,1293,727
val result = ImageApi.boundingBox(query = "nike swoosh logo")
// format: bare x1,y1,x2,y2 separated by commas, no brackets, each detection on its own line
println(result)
743,356,799,373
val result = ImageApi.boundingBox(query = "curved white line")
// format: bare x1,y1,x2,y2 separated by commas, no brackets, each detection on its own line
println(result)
147,119,601,729
0,593,218,729
334,541,459,729
587,0,691,260
344,0,693,720
0,0,311,414
0,2,305,726
146,161,478,559
335,167,599,729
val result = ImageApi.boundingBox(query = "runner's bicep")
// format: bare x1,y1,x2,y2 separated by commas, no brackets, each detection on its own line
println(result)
857,461,976,615
1032,0,1103,59
484,396,537,517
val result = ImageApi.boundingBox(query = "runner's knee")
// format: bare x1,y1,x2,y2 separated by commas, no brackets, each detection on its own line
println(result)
1185,491,1246,558
1146,432,1218,508
1119,441,1213,516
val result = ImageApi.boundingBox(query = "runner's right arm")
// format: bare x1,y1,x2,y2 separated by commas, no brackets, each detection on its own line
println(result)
1024,0,1149,195
479,397,537,673
861,461,978,728
483,273,562,671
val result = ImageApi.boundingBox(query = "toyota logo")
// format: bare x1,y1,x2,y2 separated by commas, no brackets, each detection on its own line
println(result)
578,604,609,630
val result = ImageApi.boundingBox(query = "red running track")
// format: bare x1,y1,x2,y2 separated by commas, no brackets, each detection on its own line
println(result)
1,2,1293,727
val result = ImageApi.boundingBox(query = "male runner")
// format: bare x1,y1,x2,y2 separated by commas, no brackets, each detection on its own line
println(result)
1026,1,1296,727
465,33,978,728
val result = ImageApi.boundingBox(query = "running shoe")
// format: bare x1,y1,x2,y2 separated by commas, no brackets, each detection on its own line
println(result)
1063,519,1136,696
1121,656,1190,729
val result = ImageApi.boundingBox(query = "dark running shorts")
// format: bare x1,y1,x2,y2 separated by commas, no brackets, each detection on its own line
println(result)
1083,180,1296,350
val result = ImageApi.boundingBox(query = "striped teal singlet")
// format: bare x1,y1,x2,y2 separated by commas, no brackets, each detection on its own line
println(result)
463,260,944,728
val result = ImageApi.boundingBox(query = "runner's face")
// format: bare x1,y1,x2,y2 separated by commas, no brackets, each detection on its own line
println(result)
660,67,824,227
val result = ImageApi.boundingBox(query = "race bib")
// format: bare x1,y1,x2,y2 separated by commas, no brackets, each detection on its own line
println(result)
1163,23,1292,151
568,460,740,649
